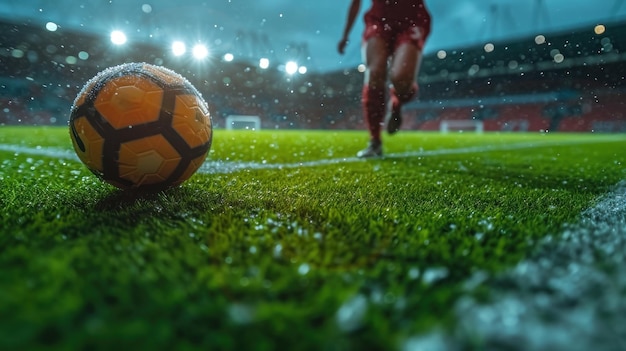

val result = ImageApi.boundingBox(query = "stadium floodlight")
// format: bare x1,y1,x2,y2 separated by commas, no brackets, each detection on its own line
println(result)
298,65,307,74
259,57,270,69
285,61,298,75
223,53,234,62
192,44,209,60
171,41,186,56
110,30,127,45
594,24,606,35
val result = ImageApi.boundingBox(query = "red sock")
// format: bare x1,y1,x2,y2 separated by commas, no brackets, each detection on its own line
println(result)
361,85,385,142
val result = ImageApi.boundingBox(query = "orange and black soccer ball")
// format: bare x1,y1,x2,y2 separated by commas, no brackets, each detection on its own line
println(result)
69,62,213,191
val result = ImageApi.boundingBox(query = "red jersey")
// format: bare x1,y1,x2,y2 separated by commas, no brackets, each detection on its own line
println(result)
364,0,431,37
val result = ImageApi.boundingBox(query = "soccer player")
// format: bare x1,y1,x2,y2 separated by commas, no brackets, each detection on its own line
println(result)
338,0,431,157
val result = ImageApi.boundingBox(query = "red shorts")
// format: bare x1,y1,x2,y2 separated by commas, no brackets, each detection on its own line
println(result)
362,20,430,54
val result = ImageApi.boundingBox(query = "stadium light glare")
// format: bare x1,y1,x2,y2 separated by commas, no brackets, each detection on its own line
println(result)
285,61,298,75
298,65,307,74
45,22,58,32
535,35,546,45
223,53,234,62
554,53,565,63
192,44,209,60
110,30,127,45
171,41,186,56
594,24,606,35
259,57,270,69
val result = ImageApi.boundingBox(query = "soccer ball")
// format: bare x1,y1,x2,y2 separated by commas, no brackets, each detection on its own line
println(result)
69,62,213,190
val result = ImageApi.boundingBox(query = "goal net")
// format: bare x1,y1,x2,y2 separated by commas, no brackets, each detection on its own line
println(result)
440,120,484,133
225,115,261,131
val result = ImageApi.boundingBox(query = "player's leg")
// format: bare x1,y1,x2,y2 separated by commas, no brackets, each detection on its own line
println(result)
386,29,424,134
362,36,389,143
389,42,421,103
357,35,389,157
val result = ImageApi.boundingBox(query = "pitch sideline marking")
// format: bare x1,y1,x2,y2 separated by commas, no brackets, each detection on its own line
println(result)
198,137,626,173
402,179,626,350
428,179,626,351
0,137,624,175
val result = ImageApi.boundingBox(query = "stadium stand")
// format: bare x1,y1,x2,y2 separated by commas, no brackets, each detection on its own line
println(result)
1,18,624,132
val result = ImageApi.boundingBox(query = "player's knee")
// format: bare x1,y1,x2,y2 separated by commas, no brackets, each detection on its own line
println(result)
390,77,414,94
390,79,418,102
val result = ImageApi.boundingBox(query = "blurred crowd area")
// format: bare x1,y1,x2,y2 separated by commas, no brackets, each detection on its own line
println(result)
1,19,625,132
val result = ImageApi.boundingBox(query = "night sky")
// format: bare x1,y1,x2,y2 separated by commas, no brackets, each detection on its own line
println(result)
2,0,625,72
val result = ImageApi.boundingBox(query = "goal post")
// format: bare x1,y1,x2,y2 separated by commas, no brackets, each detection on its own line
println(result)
225,115,261,131
440,120,484,133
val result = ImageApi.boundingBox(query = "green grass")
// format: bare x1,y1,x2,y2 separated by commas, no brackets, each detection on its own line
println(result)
1,126,625,350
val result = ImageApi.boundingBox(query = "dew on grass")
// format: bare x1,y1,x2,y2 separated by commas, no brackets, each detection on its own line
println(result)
462,270,489,291
422,267,449,285
336,294,368,333
298,263,310,275
247,266,260,278
369,288,383,304
228,303,255,325
454,181,626,350
402,330,450,351
273,243,282,258
478,218,495,231
408,267,420,280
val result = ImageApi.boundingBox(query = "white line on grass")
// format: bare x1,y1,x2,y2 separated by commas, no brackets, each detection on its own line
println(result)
0,144,80,161
0,137,624,175
403,180,626,351
197,137,626,174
